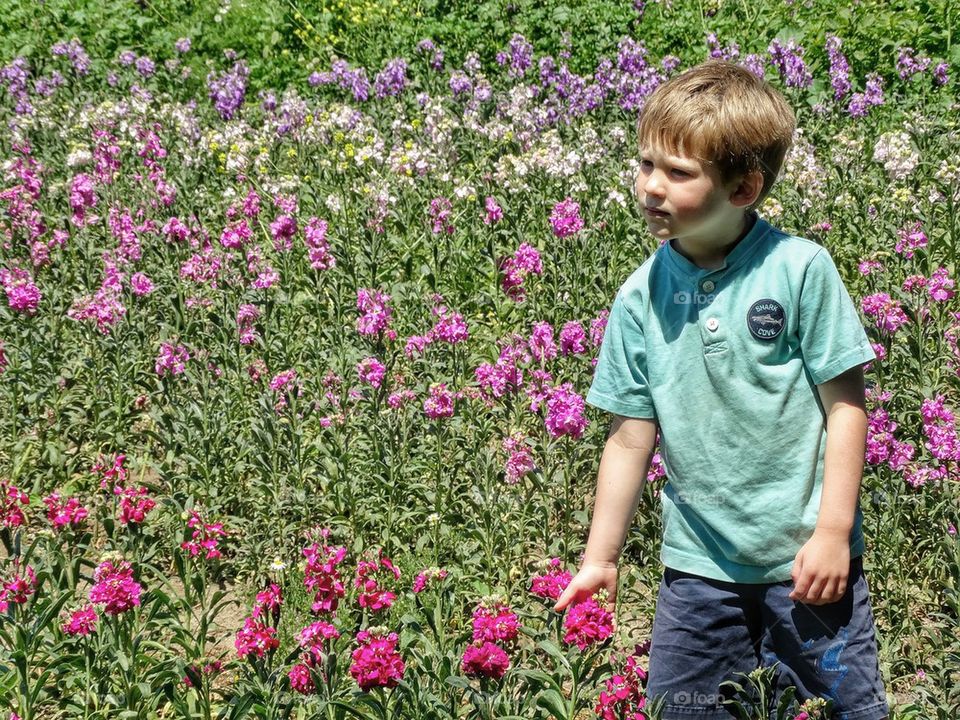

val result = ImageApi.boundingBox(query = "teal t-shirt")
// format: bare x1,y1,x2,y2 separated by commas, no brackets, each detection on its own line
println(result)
586,214,876,583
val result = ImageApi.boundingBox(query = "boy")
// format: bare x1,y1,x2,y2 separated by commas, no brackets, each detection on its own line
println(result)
553,60,889,719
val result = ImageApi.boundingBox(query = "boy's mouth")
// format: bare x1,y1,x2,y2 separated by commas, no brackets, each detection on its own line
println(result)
644,206,670,217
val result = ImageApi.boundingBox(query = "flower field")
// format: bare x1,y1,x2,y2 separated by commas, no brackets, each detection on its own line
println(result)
0,1,959,718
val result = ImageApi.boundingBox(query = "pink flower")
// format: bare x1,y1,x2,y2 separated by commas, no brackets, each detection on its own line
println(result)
129,272,154,296
89,560,143,615
181,510,227,560
563,594,614,650
62,605,98,636
354,551,401,613
92,453,128,491
429,303,469,344
461,641,510,679
1,481,29,529
429,197,455,235
0,267,41,314
471,598,519,643
483,196,503,225
270,214,297,252
423,383,454,419
252,583,283,619
502,433,535,484
529,558,573,600
929,267,955,302
69,173,97,225
861,293,909,334
220,219,252,249
236,303,261,345
357,357,387,388
590,310,609,347
115,486,156,524
288,663,315,694
594,652,649,720
303,535,348,614
528,321,558,363
387,388,416,408
499,243,543,302
544,382,588,439
235,616,279,659
0,562,37,613
349,629,405,691
303,217,335,270
857,258,884,276
155,342,190,376
43,492,88,529
559,321,587,355
895,221,927,258
412,567,448,593
356,288,393,337
550,197,584,238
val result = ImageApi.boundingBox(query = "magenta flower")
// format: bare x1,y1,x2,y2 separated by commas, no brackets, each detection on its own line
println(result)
529,558,573,601
471,598,519,644
288,663,315,694
594,652,649,720
429,197,455,235
92,453,128,492
303,535,348,614
236,303,261,345
1,481,29,529
181,510,227,560
462,641,510,679
115,486,155,524
929,267,955,302
560,320,588,355
356,288,394,337
483,196,503,225
0,267,41,314
354,551,401,613
499,243,543,301
412,567,448,593
429,304,469,344
550,197,585,238
89,559,143,616
69,173,97,225
563,594,614,650
357,357,387,388
43,492,88,530
502,433,535,485
304,217,335,270
235,616,279,659
861,293,910,334
62,605,98,636
895,221,928,258
349,628,405,691
387,388,416,408
253,583,283,619
0,562,37,612
220,219,252,249
270,214,297,252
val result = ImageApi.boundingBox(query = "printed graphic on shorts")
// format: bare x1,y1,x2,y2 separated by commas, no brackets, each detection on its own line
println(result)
747,298,785,340
818,626,849,699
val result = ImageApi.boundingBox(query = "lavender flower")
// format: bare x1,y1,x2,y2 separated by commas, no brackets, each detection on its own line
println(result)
207,60,250,120
825,35,851,100
768,39,812,88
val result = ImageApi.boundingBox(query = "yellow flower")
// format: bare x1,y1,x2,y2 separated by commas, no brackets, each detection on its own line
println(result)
467,194,477,202
400,154,409,163
334,131,345,144
411,118,421,129
305,114,313,124
344,143,355,158
209,141,219,151
404,140,413,150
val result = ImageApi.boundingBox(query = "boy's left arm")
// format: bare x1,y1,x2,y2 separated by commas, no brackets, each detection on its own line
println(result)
789,365,868,606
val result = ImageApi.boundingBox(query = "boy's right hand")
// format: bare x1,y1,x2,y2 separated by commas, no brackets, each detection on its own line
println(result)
553,561,618,614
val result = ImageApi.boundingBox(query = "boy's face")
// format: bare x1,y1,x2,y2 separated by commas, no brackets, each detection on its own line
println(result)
635,143,747,250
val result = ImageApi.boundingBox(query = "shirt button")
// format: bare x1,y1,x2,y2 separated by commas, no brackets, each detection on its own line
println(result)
701,280,715,293
706,317,719,331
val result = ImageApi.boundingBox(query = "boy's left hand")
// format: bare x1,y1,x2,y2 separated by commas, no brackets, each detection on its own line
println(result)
788,527,850,605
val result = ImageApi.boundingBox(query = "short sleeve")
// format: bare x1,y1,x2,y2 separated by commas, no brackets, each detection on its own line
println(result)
798,249,876,385
586,289,657,418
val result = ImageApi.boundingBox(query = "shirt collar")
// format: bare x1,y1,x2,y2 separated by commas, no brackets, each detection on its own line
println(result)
663,212,769,279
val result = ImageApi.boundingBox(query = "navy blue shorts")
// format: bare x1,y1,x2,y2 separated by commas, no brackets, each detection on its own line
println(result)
645,555,889,720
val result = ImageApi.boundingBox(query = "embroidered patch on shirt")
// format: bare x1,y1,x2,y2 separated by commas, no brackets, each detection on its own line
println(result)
747,299,785,340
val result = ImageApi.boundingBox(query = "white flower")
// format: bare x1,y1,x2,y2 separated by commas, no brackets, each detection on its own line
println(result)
270,557,287,572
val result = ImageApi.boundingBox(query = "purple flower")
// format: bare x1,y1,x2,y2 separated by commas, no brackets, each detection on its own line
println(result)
304,217,335,270
207,61,249,120
528,321,558,363
423,383,454,419
429,197,455,235
768,39,812,88
175,38,192,54
356,288,393,337
934,62,949,86
51,39,91,76
825,35,851,100
135,56,155,77
270,214,297,253
896,47,931,80
357,357,386,388
560,321,587,355
155,343,190,377
0,267,41,314
496,34,534,79
544,383,588,439
374,58,408,99
484,196,503,225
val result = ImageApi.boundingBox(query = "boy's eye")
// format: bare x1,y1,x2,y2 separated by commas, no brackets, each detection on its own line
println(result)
671,168,690,177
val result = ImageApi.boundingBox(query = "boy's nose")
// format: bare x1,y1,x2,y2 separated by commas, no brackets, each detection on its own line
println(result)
643,171,666,197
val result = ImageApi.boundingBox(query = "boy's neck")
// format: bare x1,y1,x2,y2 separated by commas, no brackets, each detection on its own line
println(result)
671,212,757,270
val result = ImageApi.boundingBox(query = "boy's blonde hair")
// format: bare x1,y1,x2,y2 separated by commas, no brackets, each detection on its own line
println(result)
637,60,796,207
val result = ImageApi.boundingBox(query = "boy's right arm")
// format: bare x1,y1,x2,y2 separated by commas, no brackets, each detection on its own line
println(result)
554,414,658,613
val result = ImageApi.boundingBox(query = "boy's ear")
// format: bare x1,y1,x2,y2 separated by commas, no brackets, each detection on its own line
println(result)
729,170,764,208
